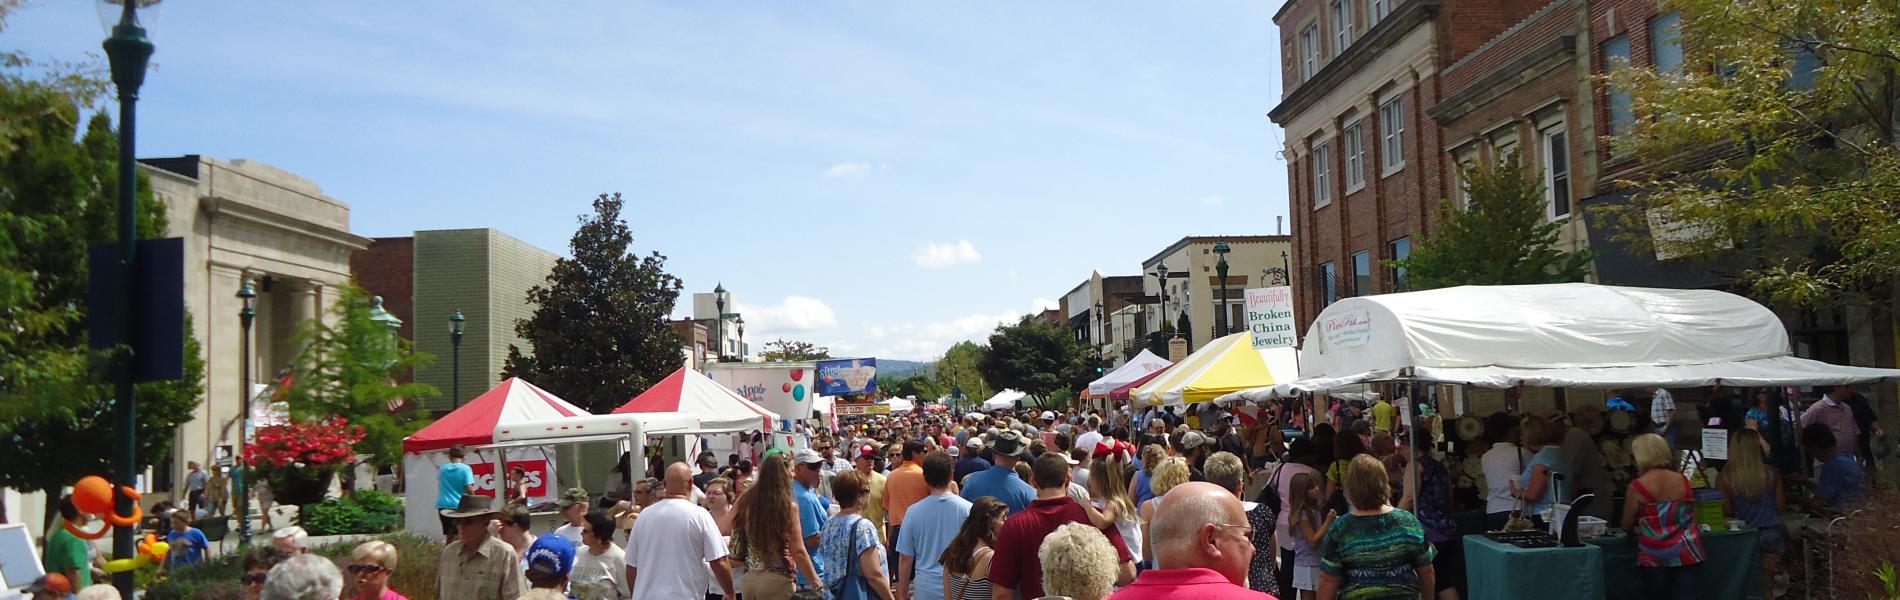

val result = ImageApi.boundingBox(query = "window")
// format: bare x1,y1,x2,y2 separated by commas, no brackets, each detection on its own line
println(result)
1370,0,1390,23
1380,97,1405,170
1301,25,1321,81
1332,0,1354,54
1603,35,1634,136
1788,36,1820,90
1650,12,1683,75
1319,262,1338,305
1389,238,1411,292
1351,251,1372,297
1542,127,1571,218
1343,121,1366,188
1312,140,1333,207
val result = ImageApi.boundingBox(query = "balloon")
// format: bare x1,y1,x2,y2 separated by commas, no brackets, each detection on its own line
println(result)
65,475,141,539
101,534,167,572
789,370,803,381
782,383,792,393
792,385,806,401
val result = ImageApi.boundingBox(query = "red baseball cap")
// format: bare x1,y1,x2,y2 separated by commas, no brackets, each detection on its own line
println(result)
856,443,879,459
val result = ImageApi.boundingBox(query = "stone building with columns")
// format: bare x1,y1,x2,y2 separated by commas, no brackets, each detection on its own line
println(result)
140,155,371,492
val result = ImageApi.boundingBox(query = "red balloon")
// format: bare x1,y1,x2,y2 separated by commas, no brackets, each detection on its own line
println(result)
782,383,792,393
789,370,803,382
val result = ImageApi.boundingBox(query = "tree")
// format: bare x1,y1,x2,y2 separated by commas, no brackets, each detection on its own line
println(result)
978,316,1098,403
885,375,942,402
1598,0,1900,311
0,21,204,501
758,339,831,362
503,194,685,414
1389,154,1597,289
934,341,992,408
279,281,437,467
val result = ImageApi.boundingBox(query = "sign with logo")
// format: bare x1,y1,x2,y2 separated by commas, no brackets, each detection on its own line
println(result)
1244,286,1298,349
1167,338,1189,362
815,358,878,396
1700,429,1729,460
835,402,891,416
1321,309,1372,349
708,364,818,427
465,447,557,504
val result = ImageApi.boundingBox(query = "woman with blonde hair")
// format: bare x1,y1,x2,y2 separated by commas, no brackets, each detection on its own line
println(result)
1136,457,1190,567
1130,444,1166,506
730,453,822,600
1083,450,1142,563
1621,433,1703,599
1718,428,1783,595
1038,523,1118,600
1510,415,1566,526
346,540,406,600
1317,454,1436,599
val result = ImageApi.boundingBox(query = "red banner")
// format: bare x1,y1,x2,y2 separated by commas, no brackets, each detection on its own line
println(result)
467,458,551,499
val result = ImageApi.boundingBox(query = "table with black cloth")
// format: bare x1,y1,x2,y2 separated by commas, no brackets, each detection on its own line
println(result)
1586,528,1764,600
1463,535,1606,600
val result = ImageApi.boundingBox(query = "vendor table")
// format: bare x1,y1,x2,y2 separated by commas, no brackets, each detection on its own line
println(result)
1464,535,1606,600
1587,528,1764,600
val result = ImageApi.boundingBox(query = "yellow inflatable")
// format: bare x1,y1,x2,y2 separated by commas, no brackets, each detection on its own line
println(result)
101,533,170,573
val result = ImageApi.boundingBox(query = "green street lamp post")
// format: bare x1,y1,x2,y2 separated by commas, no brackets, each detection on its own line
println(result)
1213,240,1232,334
450,310,465,409
1155,263,1170,339
235,280,256,549
713,283,728,363
102,1,156,594
735,315,745,361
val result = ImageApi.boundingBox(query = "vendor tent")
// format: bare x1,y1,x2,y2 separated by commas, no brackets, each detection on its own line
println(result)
1086,350,1173,397
612,368,779,433
402,377,588,453
887,397,916,414
982,389,1027,412
1131,332,1299,406
1225,283,1900,401
1107,367,1170,401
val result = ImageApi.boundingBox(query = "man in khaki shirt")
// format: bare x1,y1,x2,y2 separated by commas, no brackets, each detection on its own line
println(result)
437,495,525,600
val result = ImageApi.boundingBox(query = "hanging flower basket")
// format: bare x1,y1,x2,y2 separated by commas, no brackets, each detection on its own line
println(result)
247,418,364,506
270,468,336,507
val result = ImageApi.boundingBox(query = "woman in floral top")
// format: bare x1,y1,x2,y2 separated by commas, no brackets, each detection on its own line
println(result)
1320,455,1437,600
820,471,894,600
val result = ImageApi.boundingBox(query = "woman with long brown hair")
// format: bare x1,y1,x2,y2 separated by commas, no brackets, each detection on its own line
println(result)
730,453,822,600
940,497,1007,600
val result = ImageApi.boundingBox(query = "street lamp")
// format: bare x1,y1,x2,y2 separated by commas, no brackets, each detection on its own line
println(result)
102,1,157,592
1155,263,1170,338
734,315,745,361
449,310,465,409
1213,241,1232,334
234,279,256,549
713,283,727,363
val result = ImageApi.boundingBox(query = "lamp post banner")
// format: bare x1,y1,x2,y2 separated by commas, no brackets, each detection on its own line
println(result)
1245,286,1298,349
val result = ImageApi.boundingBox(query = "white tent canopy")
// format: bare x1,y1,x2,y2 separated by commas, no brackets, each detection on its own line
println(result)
886,397,916,414
1226,283,1900,401
1087,349,1172,396
982,389,1027,412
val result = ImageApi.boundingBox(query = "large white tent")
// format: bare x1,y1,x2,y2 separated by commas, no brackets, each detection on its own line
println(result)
982,389,1027,412
1086,349,1172,397
1223,283,1900,402
612,368,780,433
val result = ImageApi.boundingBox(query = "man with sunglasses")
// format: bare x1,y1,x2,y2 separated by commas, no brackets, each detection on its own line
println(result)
791,448,832,588
1107,482,1272,599
436,495,524,600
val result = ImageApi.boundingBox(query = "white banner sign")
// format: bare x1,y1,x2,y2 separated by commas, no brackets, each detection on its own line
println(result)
1244,287,1298,349
1322,308,1373,349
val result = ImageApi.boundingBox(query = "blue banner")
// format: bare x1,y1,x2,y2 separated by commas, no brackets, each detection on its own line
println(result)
815,358,878,396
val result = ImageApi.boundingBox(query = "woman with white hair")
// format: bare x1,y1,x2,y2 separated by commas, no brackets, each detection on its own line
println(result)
1037,523,1118,600
261,554,343,600
346,540,406,600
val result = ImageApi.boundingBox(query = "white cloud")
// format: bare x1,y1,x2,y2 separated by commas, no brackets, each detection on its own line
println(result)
911,240,984,268
852,309,1024,361
1200,195,1226,205
824,161,871,178
734,296,839,333
1031,298,1059,312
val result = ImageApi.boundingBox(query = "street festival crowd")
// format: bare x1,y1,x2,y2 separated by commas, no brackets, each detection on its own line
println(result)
30,386,1880,600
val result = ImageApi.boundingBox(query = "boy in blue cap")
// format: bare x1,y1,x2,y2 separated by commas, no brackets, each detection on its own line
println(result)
524,534,576,597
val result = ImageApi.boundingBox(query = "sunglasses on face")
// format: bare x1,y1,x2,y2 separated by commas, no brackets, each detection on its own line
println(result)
346,564,388,575
243,573,269,585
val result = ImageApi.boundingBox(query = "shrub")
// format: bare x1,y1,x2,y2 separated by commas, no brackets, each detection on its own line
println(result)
300,491,404,536
144,533,444,600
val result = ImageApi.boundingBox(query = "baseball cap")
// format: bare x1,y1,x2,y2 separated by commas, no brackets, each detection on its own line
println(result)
26,573,71,595
989,429,1027,457
525,534,576,577
557,487,589,508
856,444,879,459
1181,430,1209,450
793,448,826,465
947,446,962,458
697,453,718,468
1039,410,1057,421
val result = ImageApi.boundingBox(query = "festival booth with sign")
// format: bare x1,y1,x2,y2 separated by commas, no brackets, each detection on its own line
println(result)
1130,331,1300,407
982,389,1028,412
1085,349,1172,410
399,378,591,537
613,367,781,467
1222,283,1900,600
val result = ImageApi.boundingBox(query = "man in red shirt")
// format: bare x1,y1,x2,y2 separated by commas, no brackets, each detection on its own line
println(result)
990,453,1135,599
1108,482,1275,599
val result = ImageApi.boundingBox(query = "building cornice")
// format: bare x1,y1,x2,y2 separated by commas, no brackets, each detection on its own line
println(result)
1269,0,1440,124
201,196,373,251
1140,235,1293,269
1429,35,1577,124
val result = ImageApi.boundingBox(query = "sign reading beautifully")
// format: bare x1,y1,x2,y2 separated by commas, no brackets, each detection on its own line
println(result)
1244,287,1298,349
1321,309,1372,349
815,358,878,396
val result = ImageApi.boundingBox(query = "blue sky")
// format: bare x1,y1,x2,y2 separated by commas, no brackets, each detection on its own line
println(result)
8,1,1288,361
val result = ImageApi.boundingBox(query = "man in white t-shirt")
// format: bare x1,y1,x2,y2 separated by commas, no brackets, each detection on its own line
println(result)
551,487,590,545
1074,418,1104,463
625,462,734,599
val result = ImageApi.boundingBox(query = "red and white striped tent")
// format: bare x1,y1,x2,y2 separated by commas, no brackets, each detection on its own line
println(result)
402,377,589,453
613,368,779,433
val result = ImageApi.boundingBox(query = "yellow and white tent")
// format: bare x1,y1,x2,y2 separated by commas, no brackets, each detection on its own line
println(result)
1131,332,1299,406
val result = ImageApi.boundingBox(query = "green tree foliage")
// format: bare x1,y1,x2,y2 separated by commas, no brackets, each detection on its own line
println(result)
978,316,1098,402
503,194,685,414
934,341,992,408
1389,154,1596,289
279,281,437,467
1599,0,1899,310
0,13,204,494
758,339,831,362
884,375,942,402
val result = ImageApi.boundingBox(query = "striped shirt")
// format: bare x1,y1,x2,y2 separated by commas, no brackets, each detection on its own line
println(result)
1319,509,1436,600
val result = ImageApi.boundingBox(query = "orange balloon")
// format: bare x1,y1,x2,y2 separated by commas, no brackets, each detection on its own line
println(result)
72,476,115,515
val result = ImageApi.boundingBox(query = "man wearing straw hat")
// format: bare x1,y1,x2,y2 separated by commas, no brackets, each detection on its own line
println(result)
437,495,525,600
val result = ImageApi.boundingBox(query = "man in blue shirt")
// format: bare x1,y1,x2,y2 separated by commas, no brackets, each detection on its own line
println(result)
437,444,476,543
791,448,831,588
897,450,972,600
960,429,1036,514
954,437,992,483
1605,389,1637,412
1801,423,1867,511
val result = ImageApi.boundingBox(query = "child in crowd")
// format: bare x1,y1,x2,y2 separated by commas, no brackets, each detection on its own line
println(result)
1288,472,1335,600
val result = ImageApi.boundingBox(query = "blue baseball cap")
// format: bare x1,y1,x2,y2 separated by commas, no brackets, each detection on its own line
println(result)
526,534,575,577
